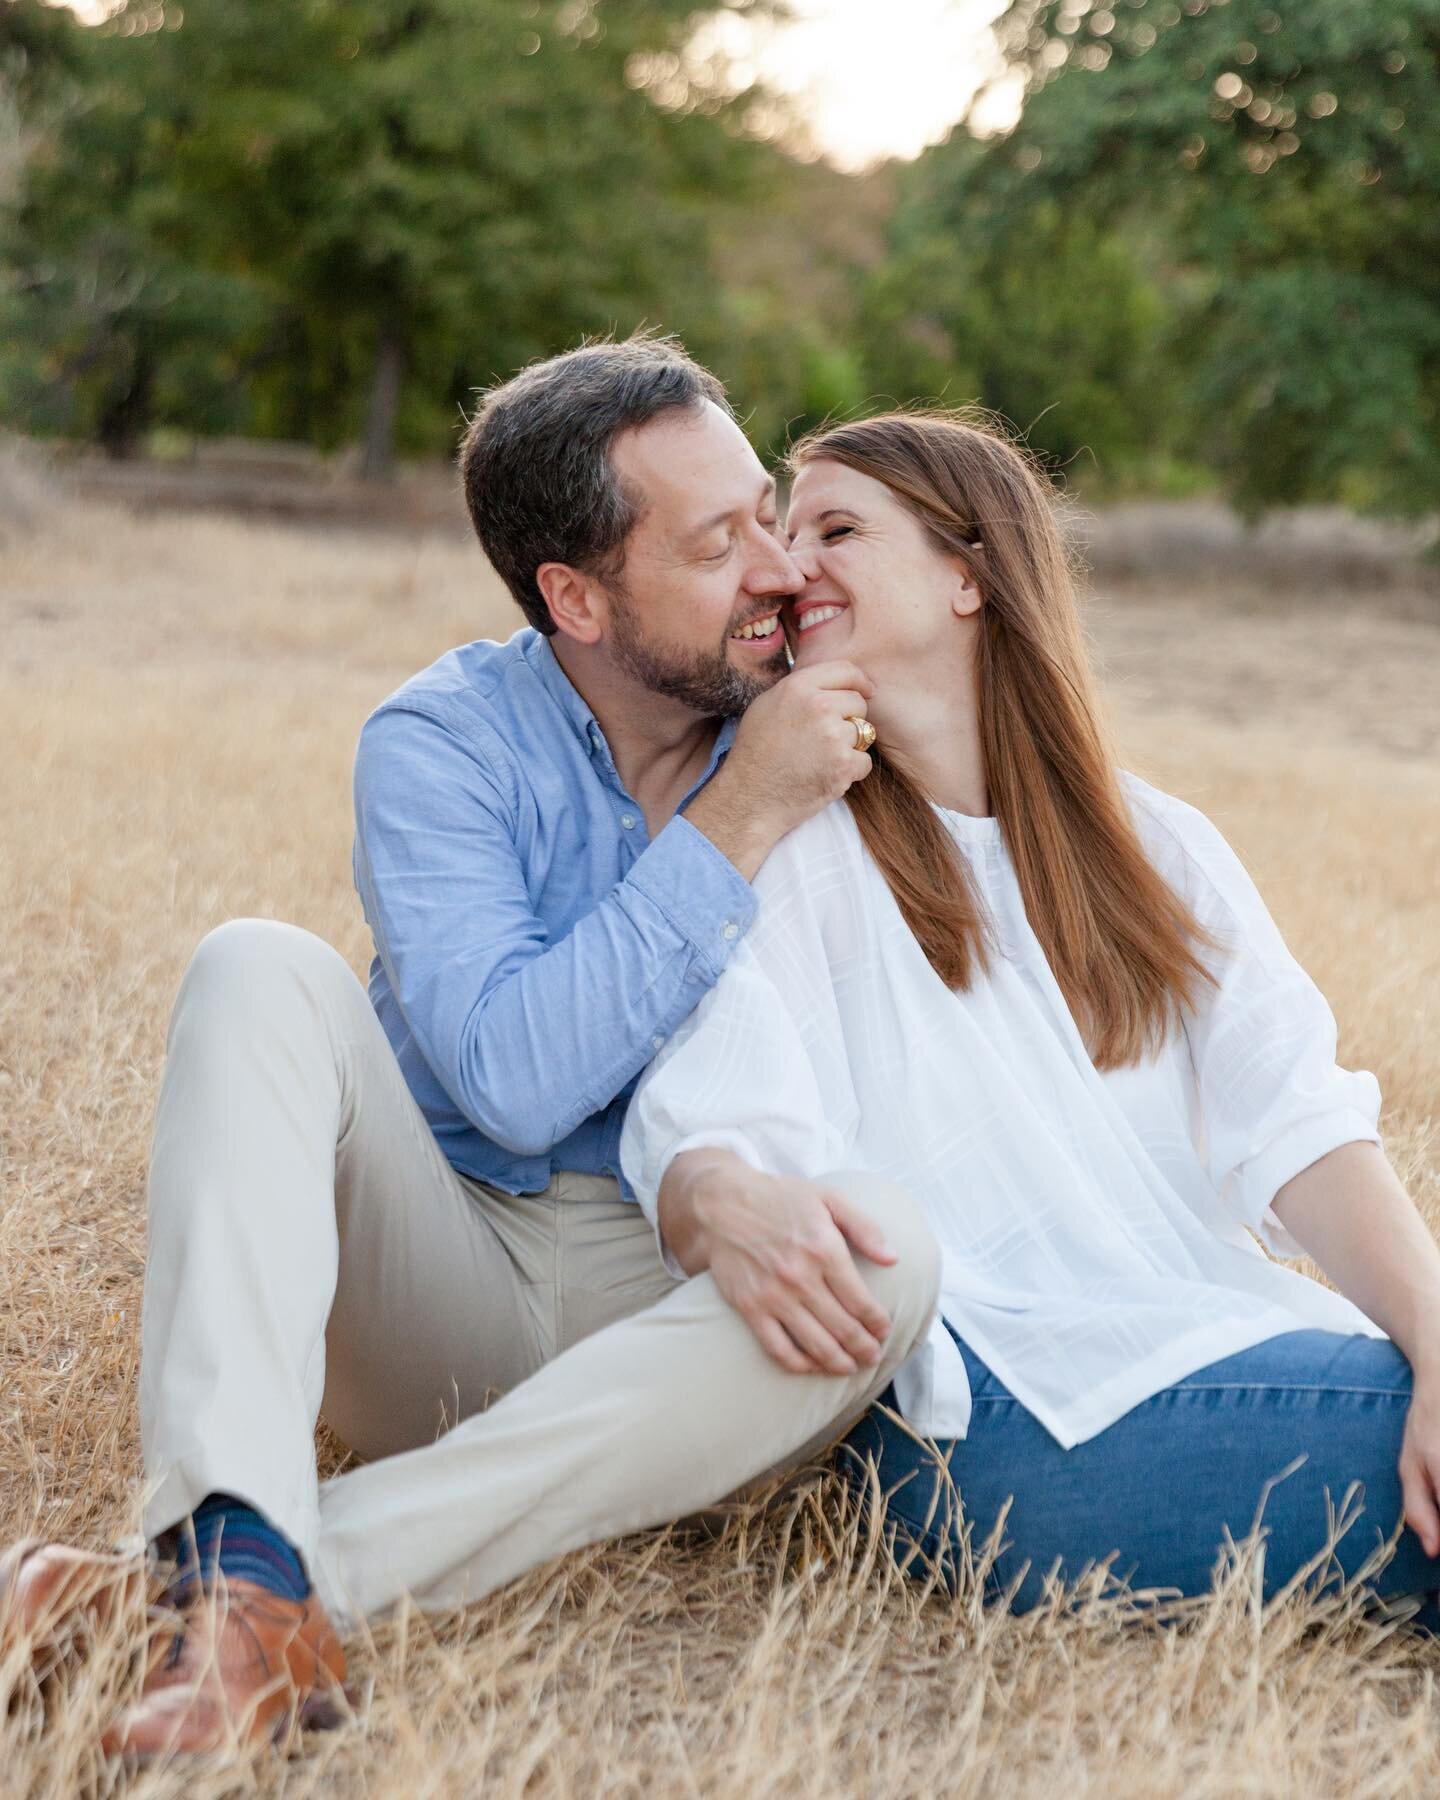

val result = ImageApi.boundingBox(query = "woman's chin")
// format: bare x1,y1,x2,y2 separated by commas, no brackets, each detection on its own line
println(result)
792,624,853,664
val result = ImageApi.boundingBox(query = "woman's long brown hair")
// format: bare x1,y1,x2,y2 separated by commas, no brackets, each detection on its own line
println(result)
786,410,1216,1069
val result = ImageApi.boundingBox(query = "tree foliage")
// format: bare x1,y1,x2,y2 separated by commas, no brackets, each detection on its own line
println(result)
3,0,1437,515
941,0,1440,510
1,0,813,469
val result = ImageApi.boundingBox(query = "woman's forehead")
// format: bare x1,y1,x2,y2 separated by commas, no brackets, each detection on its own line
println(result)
787,458,891,522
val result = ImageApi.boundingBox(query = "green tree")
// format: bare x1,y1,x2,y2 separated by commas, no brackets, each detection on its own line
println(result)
979,0,1440,513
1,0,798,470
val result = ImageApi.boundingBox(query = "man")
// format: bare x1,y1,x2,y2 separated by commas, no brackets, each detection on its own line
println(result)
0,336,940,1759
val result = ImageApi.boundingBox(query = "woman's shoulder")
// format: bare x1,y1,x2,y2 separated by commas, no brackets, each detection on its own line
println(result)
751,799,866,900
1117,770,1257,913
1118,769,1212,846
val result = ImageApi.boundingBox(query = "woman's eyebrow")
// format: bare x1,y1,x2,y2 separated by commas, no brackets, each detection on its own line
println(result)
814,507,860,523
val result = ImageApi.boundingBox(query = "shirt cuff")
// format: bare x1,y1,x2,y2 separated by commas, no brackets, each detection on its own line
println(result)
626,815,758,980
1232,1109,1383,1260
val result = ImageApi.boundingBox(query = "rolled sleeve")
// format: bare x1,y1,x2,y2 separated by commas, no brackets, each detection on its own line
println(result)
1232,1090,1383,1260
1157,789,1387,1258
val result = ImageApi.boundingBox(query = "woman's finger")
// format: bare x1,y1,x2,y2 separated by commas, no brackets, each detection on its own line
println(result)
1400,1449,1440,1556
752,1313,819,1376
804,1282,886,1368
782,1304,860,1377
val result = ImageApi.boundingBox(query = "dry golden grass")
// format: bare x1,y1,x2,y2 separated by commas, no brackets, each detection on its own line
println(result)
3,497,1439,1796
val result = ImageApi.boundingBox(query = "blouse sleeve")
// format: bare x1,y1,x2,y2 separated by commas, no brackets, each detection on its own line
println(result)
1155,791,1383,1259
619,816,862,1273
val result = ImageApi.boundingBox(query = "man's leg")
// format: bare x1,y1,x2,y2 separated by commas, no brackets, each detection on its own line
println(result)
140,916,545,1577
309,1168,941,1624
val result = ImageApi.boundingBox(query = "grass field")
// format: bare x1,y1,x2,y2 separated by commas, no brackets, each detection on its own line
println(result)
3,495,1439,1796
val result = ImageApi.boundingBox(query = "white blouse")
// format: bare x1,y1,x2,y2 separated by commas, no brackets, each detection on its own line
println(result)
619,774,1385,1449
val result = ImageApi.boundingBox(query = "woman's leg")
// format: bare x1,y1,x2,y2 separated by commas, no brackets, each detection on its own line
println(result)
840,1328,1440,1619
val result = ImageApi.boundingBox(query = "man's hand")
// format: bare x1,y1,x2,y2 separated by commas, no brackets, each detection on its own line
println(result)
684,661,875,881
658,1147,895,1375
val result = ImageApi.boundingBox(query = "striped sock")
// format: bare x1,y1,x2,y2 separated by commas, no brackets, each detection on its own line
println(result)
163,1492,311,1605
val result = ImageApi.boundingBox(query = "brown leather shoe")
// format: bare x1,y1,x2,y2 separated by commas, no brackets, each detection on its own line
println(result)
100,1579,349,1763
0,1538,146,1660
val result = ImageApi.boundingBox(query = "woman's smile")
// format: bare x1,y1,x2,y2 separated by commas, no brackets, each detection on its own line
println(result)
792,599,848,639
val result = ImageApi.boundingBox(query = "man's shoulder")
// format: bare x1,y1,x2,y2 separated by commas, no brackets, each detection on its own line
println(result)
366,626,539,734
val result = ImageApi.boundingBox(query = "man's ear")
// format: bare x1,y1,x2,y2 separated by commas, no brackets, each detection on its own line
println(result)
536,562,605,645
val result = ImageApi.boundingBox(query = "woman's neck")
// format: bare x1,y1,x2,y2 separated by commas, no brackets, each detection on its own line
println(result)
870,655,989,819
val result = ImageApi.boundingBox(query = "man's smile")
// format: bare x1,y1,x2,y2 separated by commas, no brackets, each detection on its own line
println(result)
728,611,782,644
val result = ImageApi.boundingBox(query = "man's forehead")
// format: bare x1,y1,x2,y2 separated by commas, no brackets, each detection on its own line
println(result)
613,404,767,520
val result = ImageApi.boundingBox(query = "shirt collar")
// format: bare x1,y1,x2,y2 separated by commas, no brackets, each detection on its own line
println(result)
525,630,741,778
524,630,600,744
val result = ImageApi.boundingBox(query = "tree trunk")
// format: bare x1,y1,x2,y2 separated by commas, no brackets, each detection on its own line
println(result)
96,346,155,460
359,325,406,481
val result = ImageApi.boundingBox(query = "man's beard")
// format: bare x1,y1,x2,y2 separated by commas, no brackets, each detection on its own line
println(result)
608,589,788,718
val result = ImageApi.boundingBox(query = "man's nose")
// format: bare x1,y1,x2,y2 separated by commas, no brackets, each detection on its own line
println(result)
748,529,806,594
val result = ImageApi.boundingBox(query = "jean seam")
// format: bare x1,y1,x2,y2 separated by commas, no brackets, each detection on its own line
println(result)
966,1381,1412,1413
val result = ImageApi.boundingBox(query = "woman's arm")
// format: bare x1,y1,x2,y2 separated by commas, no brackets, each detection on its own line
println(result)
620,809,890,1376
1274,1144,1440,1364
1272,1143,1440,1555
1145,790,1440,1548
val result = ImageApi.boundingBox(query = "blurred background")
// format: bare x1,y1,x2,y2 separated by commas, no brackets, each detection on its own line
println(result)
2,0,1437,539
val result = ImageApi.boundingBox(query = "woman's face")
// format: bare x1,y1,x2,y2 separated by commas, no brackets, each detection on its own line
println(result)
783,460,980,682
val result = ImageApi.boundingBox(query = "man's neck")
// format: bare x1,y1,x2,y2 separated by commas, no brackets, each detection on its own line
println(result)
549,635,721,825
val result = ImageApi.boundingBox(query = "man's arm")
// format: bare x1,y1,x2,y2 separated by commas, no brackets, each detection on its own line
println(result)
354,706,758,1155
353,662,875,1159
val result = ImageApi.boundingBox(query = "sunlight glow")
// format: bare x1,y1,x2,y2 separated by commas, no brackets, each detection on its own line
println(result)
716,0,1022,168
52,0,1024,169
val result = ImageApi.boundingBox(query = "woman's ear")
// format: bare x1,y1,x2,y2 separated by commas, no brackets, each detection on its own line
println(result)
536,562,604,645
951,557,984,620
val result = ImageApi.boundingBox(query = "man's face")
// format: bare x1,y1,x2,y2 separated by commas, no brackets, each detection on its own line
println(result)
600,401,803,717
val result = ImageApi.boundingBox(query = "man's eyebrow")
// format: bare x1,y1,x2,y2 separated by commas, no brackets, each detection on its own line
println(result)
681,476,777,542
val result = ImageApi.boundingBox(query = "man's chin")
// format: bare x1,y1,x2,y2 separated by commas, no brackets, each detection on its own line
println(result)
724,646,787,706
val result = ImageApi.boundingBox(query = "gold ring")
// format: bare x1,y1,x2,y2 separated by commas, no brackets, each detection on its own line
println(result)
848,716,876,753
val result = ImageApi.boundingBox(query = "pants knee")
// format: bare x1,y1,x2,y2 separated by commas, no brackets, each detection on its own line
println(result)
822,1170,941,1355
182,918,356,1006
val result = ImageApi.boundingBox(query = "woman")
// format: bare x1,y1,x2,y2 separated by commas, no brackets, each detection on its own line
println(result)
619,410,1440,1621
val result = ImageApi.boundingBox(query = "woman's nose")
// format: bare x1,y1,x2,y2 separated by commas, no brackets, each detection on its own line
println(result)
750,527,807,592
786,536,823,583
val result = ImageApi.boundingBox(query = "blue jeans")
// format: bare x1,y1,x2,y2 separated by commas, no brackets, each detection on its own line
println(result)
839,1328,1440,1626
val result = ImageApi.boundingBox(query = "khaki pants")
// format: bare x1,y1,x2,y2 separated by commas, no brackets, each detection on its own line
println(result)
140,920,941,1627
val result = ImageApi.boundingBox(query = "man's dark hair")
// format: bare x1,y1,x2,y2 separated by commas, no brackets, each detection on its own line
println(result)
460,333,731,635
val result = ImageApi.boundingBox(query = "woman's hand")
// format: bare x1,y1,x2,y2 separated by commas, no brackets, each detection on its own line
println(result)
1399,1368,1440,1556
1272,1143,1440,1557
657,1147,896,1376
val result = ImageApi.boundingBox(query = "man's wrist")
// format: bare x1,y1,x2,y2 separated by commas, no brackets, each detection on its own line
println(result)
683,770,787,882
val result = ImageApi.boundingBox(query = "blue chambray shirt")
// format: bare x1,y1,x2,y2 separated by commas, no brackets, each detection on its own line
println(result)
352,626,758,1197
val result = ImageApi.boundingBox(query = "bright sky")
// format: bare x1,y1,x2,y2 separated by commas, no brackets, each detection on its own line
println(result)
60,0,1022,169
708,0,1023,168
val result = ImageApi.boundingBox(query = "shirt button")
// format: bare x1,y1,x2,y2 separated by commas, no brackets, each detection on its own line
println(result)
651,1034,666,1051
721,921,739,941
620,812,637,830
